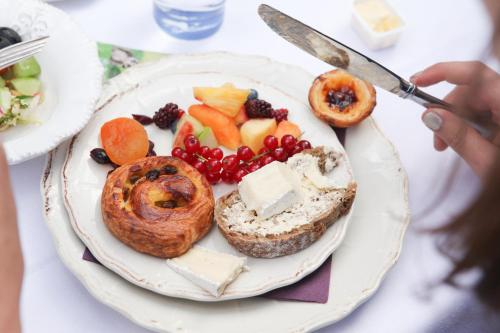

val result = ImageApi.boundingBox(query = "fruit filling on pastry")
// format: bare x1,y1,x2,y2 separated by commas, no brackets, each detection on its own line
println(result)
325,86,358,111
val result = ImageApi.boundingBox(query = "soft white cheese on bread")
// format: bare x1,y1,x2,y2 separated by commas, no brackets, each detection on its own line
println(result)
287,153,334,189
238,161,303,219
223,149,348,236
166,246,247,297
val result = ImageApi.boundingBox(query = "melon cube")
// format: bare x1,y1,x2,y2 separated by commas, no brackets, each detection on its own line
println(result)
240,118,277,153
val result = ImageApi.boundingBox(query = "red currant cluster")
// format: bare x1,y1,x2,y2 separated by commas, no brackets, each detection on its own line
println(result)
172,134,312,185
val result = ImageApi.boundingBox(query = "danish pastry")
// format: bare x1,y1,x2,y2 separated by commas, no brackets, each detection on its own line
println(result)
101,156,214,258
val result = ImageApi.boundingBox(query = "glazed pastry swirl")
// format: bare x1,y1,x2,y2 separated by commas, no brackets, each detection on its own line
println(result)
101,156,214,258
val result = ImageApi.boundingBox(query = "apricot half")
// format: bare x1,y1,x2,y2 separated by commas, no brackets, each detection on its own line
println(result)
100,117,149,165
308,70,376,128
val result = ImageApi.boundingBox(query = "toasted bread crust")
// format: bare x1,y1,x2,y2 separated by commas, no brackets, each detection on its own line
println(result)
215,147,356,258
215,184,355,258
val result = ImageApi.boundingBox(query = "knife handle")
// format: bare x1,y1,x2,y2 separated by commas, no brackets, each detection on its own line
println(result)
400,81,499,141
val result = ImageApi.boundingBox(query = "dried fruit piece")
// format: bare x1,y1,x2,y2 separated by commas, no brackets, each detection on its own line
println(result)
132,114,154,125
161,165,178,175
90,148,111,164
146,140,156,156
100,117,149,166
145,169,160,181
155,200,177,208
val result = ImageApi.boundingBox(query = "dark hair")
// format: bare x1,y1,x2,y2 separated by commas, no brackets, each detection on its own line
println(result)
434,2,500,309
436,155,500,309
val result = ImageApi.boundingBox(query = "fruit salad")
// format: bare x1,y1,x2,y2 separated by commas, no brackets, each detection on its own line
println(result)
0,27,43,131
90,82,310,186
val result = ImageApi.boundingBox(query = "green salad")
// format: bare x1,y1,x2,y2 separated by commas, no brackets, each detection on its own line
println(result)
0,57,43,131
0,27,43,131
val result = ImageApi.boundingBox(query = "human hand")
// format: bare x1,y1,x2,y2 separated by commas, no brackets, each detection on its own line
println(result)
411,61,500,180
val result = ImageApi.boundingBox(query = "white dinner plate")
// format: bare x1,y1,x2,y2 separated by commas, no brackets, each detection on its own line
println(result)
0,0,102,164
42,100,409,333
62,53,355,301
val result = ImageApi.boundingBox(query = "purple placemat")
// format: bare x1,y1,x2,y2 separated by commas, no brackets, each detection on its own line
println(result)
82,127,346,304
81,247,332,303
263,257,332,303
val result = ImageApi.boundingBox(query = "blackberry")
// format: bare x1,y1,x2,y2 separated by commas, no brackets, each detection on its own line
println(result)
273,108,288,122
245,99,273,119
153,103,180,129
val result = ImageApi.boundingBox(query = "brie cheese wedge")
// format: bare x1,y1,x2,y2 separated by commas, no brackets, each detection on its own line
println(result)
166,246,247,297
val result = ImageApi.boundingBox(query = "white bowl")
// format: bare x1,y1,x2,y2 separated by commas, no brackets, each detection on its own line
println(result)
0,0,103,164
351,0,405,50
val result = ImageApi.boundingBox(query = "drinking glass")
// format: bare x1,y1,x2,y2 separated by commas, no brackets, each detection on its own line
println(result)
153,0,226,40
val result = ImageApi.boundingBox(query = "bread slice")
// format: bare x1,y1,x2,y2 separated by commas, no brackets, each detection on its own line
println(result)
215,147,356,258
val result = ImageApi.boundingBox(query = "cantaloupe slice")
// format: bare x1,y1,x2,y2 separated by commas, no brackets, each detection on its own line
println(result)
189,104,241,150
274,120,301,142
234,106,249,126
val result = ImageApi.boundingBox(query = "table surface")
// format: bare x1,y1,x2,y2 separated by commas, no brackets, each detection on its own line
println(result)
12,0,500,332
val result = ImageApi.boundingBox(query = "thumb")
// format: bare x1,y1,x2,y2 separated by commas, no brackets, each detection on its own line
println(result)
422,109,497,178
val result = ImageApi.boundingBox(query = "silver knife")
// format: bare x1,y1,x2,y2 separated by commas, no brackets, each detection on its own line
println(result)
258,4,496,139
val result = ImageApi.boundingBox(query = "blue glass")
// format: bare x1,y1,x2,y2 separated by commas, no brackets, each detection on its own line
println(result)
153,0,225,40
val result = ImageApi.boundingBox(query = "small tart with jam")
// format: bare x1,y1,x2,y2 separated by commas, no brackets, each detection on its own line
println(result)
101,156,214,258
308,70,376,128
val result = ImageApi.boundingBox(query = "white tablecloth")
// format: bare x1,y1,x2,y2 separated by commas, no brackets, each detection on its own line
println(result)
13,0,499,332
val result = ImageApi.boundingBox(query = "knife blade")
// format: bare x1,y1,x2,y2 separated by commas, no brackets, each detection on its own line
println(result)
258,4,497,139
258,4,403,94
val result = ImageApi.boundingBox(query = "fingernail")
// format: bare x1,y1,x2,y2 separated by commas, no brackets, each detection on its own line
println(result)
410,71,422,84
422,111,443,131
